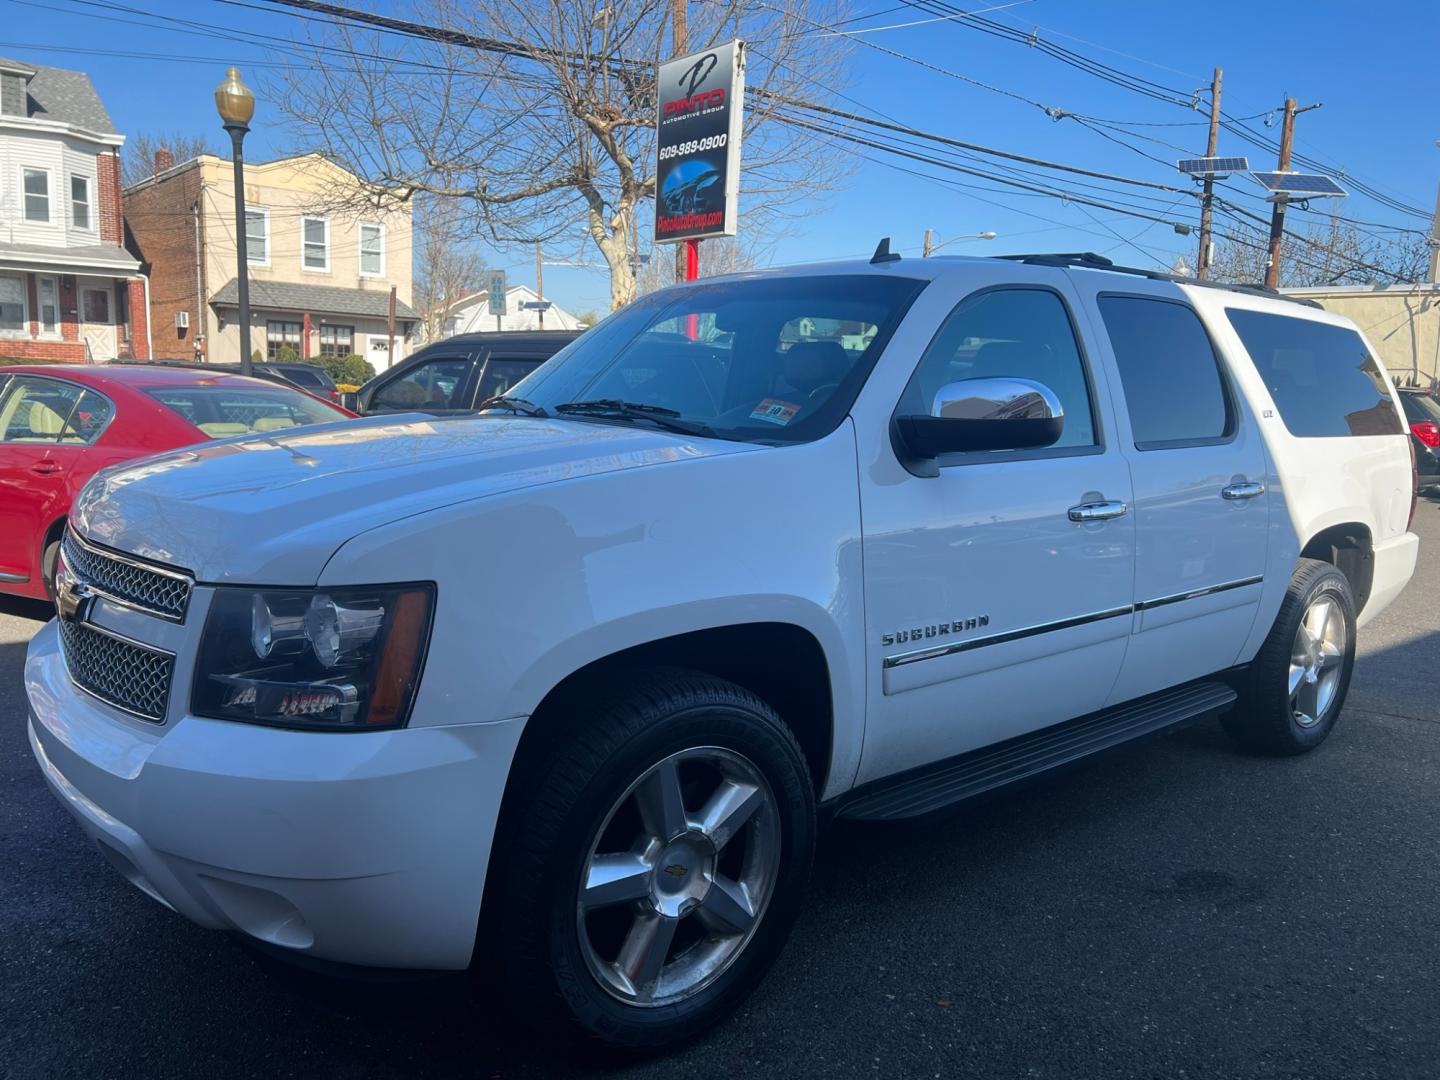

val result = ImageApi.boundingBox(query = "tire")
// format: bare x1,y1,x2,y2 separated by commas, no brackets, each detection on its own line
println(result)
41,537,61,602
491,667,816,1050
1223,559,1356,755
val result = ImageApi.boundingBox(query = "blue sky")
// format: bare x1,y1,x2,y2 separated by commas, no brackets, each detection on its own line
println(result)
6,0,1436,314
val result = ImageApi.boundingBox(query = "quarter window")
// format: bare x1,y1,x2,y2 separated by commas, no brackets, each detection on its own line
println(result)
1225,308,1401,438
1098,296,1230,449
70,175,91,230
23,169,49,222
245,208,269,264
359,222,384,276
899,287,1097,451
302,216,329,271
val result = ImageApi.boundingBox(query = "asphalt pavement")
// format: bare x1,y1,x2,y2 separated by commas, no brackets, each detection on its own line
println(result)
3,504,1438,1079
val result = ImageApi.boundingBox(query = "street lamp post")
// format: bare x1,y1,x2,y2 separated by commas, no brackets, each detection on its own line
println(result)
922,229,998,257
214,66,256,376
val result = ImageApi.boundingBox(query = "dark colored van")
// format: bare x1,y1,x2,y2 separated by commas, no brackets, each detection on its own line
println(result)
344,331,583,416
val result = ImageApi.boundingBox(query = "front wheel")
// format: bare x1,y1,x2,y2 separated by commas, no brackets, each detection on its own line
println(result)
1224,559,1357,754
492,669,816,1049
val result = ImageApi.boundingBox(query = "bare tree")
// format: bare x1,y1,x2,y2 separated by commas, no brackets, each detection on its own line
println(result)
1211,214,1432,288
635,231,773,294
413,195,486,342
266,0,850,310
121,131,215,188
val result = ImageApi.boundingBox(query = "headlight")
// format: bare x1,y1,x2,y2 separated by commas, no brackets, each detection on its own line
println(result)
193,583,434,731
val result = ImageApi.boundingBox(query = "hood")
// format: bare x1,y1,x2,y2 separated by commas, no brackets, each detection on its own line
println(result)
74,414,754,584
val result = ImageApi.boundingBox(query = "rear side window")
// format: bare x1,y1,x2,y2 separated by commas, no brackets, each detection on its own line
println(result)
1225,309,1401,437
1097,295,1231,449
145,385,344,437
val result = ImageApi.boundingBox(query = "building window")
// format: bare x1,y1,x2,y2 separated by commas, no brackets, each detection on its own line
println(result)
0,73,25,118
359,222,384,276
71,175,91,230
245,208,269,264
37,277,57,334
82,288,110,323
318,324,354,358
0,273,26,332
266,320,302,360
23,169,49,222
302,216,329,271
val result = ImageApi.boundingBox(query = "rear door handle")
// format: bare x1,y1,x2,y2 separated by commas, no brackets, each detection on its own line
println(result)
1221,481,1266,500
1068,500,1128,523
29,462,61,476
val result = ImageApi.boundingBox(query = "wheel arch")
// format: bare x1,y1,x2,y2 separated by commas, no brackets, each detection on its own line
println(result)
1300,521,1374,614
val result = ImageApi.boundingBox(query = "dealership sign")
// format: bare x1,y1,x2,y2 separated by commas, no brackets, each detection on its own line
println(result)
654,39,744,243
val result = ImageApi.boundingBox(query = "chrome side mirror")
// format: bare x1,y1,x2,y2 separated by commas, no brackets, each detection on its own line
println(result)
894,377,1065,473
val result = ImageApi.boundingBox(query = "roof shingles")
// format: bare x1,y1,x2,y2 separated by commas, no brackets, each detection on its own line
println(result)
211,278,418,321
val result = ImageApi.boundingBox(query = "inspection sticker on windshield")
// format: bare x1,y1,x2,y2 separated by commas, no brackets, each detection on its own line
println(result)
750,399,801,426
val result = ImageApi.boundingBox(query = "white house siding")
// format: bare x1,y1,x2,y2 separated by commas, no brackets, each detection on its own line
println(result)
0,128,102,248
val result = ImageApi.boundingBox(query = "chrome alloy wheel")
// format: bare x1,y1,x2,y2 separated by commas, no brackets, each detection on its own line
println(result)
1290,594,1347,728
576,746,781,1008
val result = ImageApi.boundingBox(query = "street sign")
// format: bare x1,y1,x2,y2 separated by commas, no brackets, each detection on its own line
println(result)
487,271,508,315
520,300,553,311
654,39,744,244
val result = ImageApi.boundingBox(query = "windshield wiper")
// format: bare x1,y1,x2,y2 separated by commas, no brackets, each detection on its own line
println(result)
477,395,548,417
555,399,714,437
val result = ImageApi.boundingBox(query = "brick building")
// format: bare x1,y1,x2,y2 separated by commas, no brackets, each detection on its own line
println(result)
124,152,416,367
0,55,148,361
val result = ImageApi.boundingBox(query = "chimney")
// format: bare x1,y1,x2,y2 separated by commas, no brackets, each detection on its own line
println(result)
153,148,174,176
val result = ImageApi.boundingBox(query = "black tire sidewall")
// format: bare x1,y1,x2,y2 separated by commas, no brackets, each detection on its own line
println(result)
41,539,61,601
525,693,815,1048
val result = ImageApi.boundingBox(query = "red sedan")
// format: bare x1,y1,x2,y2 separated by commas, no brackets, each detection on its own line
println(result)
0,365,355,601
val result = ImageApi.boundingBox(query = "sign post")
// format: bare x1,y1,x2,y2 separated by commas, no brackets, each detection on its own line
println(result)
487,270,507,331
654,39,744,282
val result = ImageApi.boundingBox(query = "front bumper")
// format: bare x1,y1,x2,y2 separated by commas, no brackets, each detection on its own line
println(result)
26,621,525,970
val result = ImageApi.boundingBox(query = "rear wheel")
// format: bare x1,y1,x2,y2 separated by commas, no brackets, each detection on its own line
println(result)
492,669,815,1049
1224,559,1356,754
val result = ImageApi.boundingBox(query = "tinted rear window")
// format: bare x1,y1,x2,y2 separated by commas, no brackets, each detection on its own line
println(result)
1225,309,1401,437
1098,295,1231,449
1400,392,1440,424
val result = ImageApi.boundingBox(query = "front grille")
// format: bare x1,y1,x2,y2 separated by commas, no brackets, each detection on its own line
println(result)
61,531,192,621
57,618,175,723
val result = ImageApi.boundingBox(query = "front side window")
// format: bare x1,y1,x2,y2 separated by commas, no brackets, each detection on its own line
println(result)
0,273,25,332
1226,308,1401,438
372,358,471,411
318,324,353,358
245,208,268,264
37,277,57,333
145,385,345,438
501,274,925,444
265,320,302,360
23,169,49,222
897,287,1097,451
1098,295,1231,449
302,216,329,271
359,222,384,276
478,358,542,402
70,175,91,230
0,376,83,443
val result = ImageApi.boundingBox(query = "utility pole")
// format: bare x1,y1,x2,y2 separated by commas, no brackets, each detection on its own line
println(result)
672,0,698,285
1195,67,1222,279
1264,97,1322,289
535,240,545,330
386,284,396,369
923,228,933,258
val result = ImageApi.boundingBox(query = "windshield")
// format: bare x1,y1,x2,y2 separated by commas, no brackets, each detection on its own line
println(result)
145,384,347,438
494,274,926,443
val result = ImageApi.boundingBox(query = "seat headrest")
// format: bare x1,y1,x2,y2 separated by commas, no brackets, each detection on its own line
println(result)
252,416,296,432
29,400,67,436
783,340,850,394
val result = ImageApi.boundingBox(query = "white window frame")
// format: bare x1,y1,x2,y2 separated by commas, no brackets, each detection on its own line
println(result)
302,215,330,273
22,167,50,223
0,271,29,337
358,221,385,277
70,174,92,231
36,276,58,337
244,206,270,267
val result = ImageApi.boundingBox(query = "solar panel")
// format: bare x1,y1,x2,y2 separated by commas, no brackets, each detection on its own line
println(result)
1251,171,1348,197
1177,156,1249,176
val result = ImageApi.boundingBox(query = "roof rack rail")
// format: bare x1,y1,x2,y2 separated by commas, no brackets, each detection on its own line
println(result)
995,252,1322,308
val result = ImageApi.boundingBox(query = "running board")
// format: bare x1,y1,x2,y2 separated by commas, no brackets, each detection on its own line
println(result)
837,681,1237,821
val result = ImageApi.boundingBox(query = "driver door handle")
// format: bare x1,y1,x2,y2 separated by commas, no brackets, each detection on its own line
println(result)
1221,481,1266,500
1068,500,1128,523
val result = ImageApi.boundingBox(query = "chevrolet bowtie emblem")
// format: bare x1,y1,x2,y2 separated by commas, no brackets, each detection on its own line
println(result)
54,558,95,627
663,864,688,878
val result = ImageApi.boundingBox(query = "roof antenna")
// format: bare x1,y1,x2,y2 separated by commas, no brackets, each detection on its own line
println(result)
870,237,901,264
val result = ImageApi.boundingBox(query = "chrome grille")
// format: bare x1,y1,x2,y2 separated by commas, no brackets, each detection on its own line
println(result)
61,531,192,621
57,618,174,723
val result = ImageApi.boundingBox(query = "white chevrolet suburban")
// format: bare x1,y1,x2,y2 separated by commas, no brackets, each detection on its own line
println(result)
26,249,1419,1048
